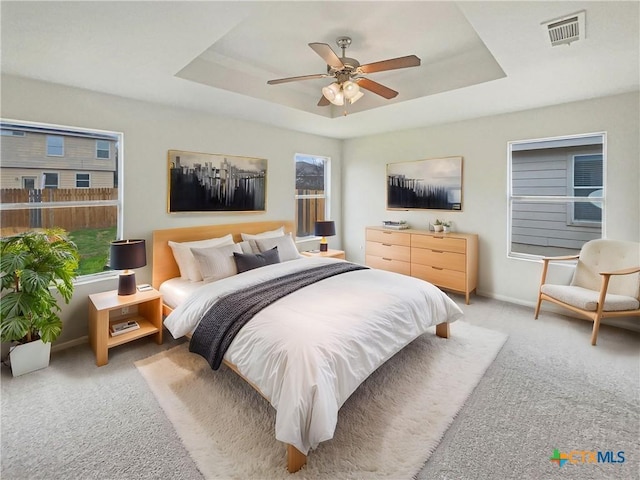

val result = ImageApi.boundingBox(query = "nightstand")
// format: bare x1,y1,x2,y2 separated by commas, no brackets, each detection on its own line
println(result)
88,288,163,366
301,249,346,260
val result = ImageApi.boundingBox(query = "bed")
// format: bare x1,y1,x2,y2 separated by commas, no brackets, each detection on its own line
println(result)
152,221,463,473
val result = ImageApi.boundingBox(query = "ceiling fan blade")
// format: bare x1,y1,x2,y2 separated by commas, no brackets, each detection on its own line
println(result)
267,74,328,85
356,78,398,99
359,55,421,74
317,95,330,107
308,42,344,69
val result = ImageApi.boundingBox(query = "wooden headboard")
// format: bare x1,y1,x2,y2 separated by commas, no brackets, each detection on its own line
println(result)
151,220,295,289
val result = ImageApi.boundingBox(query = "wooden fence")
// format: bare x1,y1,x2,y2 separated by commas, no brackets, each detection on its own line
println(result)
0,188,118,234
295,189,326,237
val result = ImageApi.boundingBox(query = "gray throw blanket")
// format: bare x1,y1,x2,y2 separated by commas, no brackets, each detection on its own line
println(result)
190,262,368,370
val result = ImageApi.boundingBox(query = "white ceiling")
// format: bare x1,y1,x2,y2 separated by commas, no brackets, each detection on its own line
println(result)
1,1,638,139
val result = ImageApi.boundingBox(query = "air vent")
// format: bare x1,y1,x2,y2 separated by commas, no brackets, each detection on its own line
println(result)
542,10,585,47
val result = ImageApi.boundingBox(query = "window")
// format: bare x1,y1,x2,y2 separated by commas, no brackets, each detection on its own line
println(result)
508,133,605,258
96,140,110,159
1,129,25,137
22,177,36,189
294,154,330,237
46,135,64,156
76,173,90,188
571,154,603,224
43,172,59,189
1,120,122,279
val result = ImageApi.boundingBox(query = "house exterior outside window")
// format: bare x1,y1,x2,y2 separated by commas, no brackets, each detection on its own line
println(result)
0,120,122,278
508,133,605,258
294,154,330,238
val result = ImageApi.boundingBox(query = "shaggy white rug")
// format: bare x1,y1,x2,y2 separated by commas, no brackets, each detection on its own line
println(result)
135,321,506,479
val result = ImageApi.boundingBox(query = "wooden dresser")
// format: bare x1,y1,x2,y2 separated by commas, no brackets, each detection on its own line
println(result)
365,226,478,304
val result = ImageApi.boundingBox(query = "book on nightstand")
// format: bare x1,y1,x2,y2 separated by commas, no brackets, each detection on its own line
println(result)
110,320,140,336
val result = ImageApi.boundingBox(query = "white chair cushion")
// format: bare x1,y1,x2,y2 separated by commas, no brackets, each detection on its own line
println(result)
571,239,640,298
541,284,640,312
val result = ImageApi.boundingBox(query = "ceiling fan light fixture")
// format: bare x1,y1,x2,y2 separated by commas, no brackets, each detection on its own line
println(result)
342,80,360,99
348,90,364,104
322,82,345,105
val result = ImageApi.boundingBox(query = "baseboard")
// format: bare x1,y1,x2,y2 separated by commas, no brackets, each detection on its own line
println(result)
477,289,640,333
52,336,88,353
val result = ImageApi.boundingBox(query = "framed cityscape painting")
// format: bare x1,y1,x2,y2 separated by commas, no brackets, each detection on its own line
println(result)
387,156,463,211
168,150,267,213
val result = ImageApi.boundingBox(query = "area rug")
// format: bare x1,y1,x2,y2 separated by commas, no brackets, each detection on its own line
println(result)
135,321,507,479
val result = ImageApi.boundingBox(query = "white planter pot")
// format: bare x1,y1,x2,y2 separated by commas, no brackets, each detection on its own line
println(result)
9,339,51,377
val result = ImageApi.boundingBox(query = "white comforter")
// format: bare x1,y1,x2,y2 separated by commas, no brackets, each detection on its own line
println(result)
164,257,463,454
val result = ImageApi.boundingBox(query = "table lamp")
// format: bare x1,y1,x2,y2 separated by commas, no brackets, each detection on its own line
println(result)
314,221,336,252
110,239,147,295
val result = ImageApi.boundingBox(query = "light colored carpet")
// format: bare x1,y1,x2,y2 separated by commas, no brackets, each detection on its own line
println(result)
2,295,638,479
135,321,506,479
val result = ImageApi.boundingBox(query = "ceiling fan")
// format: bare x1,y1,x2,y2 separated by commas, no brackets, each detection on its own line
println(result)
267,36,421,107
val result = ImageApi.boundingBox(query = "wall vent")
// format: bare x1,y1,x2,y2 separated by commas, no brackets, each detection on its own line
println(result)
542,10,586,47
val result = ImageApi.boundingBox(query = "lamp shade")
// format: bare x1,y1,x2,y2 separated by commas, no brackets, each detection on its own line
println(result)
110,239,146,296
314,221,336,237
110,239,147,270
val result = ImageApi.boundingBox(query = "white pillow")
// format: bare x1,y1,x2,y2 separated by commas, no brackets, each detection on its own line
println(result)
241,226,285,253
255,233,301,262
168,234,234,281
190,243,242,283
237,241,254,254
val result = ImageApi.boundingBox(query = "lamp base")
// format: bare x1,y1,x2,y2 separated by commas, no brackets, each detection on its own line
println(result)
320,237,328,252
117,272,137,296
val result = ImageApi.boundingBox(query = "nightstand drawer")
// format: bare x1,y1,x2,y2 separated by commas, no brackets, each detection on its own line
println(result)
411,235,466,254
411,264,465,291
366,255,411,275
366,241,410,262
366,229,411,246
411,247,466,272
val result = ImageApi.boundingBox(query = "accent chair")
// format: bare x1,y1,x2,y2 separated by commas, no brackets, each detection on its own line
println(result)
534,239,640,345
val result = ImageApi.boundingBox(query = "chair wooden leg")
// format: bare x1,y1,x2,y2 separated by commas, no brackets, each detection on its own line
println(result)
534,294,543,319
591,314,602,346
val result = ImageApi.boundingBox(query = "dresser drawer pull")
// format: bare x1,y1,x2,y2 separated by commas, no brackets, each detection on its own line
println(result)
383,231,392,234
382,243,392,246
432,250,443,253
432,266,444,270
382,257,392,261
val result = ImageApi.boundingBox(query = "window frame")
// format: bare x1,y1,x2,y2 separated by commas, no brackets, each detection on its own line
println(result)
507,132,606,261
75,172,91,188
1,119,124,282
96,139,110,159
294,153,331,239
43,172,59,189
568,154,603,226
46,135,64,157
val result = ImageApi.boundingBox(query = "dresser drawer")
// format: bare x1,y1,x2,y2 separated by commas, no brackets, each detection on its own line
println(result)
366,229,411,246
411,264,466,292
366,255,411,275
411,247,466,272
411,235,466,254
366,241,411,262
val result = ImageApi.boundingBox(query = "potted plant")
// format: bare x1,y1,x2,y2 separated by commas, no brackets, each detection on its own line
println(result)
433,219,444,232
1,228,79,376
442,221,452,233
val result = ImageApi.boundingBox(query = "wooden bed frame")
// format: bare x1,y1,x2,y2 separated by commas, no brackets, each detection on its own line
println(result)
151,220,450,473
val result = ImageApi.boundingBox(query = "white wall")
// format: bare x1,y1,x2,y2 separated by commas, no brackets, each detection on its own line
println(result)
342,92,639,328
1,74,343,345
2,75,638,346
